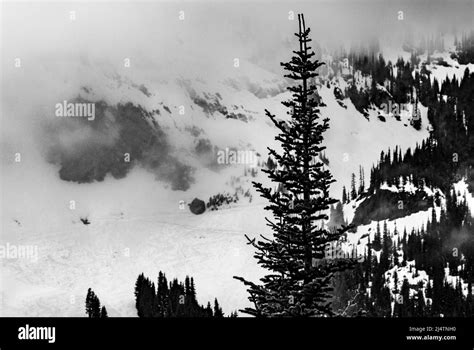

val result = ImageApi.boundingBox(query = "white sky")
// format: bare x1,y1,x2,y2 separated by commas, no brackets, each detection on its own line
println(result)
1,0,472,71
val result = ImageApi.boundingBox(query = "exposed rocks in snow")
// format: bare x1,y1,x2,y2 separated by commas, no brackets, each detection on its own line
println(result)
189,198,206,215
352,189,432,226
80,217,90,225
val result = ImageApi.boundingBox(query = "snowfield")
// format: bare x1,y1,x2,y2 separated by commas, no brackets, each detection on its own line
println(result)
0,142,271,316
1,197,269,316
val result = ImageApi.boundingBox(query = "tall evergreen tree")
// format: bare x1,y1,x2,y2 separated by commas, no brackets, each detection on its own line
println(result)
156,271,169,317
358,165,365,194
380,221,393,271
372,221,382,251
234,14,353,317
134,273,146,317
85,288,93,318
351,173,357,200
213,298,224,318
91,294,101,318
100,306,108,318
205,302,213,317
85,288,102,318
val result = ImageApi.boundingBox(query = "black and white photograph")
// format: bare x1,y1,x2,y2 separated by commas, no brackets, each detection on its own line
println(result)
1,0,473,347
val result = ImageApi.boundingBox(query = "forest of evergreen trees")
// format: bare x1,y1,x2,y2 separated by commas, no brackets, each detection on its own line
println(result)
338,30,474,206
85,273,233,318
454,31,474,65
134,272,233,317
85,288,108,318
333,31,474,317
368,67,474,195
338,191,474,317
326,32,474,136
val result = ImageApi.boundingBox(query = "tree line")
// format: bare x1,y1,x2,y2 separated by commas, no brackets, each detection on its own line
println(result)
134,272,233,317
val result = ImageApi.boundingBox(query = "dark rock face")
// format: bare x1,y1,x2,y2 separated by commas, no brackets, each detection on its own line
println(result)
44,98,195,190
333,87,344,100
189,198,206,215
47,100,165,183
226,112,249,122
351,189,432,226
193,93,228,116
80,217,90,225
